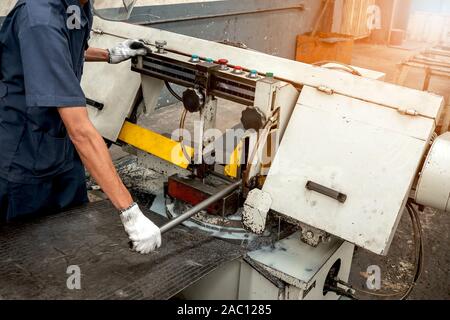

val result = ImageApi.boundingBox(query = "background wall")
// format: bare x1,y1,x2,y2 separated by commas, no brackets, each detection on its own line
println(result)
408,0,450,43
125,0,321,59
1,0,321,59
411,0,450,13
332,0,376,39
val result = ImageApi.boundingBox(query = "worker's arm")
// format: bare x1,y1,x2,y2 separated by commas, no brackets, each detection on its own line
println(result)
85,40,148,63
58,107,161,254
17,15,159,253
58,107,130,209
85,47,109,62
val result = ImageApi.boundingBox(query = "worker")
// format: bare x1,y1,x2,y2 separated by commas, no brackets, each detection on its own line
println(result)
0,0,161,254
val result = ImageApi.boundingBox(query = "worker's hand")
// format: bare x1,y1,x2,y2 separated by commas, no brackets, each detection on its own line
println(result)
120,203,162,254
108,39,148,64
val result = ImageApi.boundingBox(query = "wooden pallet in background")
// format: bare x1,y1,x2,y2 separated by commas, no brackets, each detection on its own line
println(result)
395,47,450,134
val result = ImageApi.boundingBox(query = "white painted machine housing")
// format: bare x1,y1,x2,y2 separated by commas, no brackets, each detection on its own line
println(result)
82,18,445,257
263,86,440,255
415,133,450,212
82,18,444,142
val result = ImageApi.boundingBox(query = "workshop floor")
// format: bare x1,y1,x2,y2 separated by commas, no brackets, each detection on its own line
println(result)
107,42,450,300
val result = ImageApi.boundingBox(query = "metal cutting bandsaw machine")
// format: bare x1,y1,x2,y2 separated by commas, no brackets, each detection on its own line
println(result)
77,17,450,300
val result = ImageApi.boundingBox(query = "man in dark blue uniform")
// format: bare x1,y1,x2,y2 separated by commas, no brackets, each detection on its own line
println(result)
0,0,161,254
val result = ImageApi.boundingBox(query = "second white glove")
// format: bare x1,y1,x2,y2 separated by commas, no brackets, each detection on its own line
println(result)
120,203,162,254
108,39,148,64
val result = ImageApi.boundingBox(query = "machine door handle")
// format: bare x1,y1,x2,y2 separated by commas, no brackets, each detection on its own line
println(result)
86,98,104,111
306,181,347,203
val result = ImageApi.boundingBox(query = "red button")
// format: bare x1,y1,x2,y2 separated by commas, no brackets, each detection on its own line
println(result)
234,66,243,70
218,59,229,65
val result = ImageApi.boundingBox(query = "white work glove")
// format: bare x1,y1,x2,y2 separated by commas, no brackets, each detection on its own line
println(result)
108,39,148,64
120,203,162,254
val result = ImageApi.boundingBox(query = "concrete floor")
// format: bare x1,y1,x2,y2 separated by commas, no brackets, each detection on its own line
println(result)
109,42,450,300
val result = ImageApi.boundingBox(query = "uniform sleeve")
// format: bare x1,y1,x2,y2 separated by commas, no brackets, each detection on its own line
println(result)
18,24,86,108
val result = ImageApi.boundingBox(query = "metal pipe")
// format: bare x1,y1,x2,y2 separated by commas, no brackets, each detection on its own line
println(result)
134,5,305,26
160,180,242,234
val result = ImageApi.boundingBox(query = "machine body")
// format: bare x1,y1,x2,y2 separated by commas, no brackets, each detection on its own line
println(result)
81,18,449,299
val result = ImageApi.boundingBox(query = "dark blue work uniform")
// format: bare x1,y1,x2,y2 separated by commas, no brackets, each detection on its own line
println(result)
0,0,93,221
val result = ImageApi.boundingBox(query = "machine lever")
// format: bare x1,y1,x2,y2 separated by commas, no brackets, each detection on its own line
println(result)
306,181,347,204
160,180,242,234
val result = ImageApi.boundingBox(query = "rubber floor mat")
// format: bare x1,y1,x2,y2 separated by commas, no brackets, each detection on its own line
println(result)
0,201,244,299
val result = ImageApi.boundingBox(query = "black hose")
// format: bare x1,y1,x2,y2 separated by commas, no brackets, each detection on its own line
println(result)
349,200,424,300
400,203,424,300
165,81,183,102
